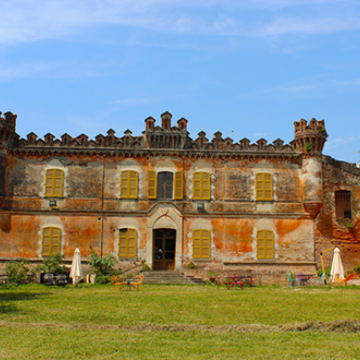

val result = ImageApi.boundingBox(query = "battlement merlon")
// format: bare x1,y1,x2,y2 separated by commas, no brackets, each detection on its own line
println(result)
293,118,328,155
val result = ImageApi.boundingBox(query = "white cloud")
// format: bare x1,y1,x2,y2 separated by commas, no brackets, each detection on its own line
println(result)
0,0,359,45
254,17,360,36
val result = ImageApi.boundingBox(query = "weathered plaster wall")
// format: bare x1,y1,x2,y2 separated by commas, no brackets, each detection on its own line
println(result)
0,214,101,261
315,160,360,270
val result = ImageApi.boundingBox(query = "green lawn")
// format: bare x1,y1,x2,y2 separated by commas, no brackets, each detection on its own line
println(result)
1,284,360,359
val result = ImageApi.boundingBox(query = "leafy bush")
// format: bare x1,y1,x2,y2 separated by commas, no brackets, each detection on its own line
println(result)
95,275,110,284
5,261,30,285
141,263,150,272
353,264,360,275
87,246,117,282
187,262,196,269
34,254,67,276
317,267,331,277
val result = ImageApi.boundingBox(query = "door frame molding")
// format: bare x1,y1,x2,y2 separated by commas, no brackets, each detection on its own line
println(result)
147,203,183,271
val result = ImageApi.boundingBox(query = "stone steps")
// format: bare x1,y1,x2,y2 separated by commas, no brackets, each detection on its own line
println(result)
142,271,205,285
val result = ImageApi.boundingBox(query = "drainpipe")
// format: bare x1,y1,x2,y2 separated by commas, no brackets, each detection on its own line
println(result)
100,155,105,257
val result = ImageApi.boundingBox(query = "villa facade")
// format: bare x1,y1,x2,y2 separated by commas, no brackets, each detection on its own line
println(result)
0,110,359,276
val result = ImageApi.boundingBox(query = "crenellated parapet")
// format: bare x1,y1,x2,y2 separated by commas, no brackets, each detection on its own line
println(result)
9,111,299,156
293,118,327,155
0,111,19,148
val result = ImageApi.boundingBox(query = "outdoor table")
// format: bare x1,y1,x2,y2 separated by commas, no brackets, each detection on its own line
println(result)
301,274,315,286
229,275,253,289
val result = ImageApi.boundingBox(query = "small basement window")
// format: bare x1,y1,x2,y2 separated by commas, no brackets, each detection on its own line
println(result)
335,190,352,219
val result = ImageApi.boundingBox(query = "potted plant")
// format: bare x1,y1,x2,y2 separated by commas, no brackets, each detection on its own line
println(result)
208,271,217,284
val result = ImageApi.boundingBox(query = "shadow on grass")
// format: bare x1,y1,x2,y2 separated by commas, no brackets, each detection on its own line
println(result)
0,291,52,302
0,304,21,314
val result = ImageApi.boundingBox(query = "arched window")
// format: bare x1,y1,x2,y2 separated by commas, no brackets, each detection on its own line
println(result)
42,227,61,256
193,172,211,200
120,171,138,199
45,169,64,197
192,229,211,259
257,230,274,259
256,173,273,201
335,190,352,219
119,228,137,258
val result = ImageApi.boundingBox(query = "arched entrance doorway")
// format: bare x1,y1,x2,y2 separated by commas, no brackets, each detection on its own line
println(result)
153,229,176,270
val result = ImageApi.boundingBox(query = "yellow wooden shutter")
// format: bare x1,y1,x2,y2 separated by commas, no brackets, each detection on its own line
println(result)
119,229,128,257
265,230,274,259
201,230,211,258
45,170,54,197
193,229,211,259
256,173,273,201
42,227,61,256
256,173,264,200
119,229,137,258
45,169,63,197
257,230,274,259
51,228,61,254
148,171,157,199
120,171,129,198
127,229,137,258
129,171,138,199
193,172,210,200
193,230,201,258
174,171,183,200
42,227,51,256
201,173,210,200
257,230,265,259
264,173,273,201
121,171,138,199
193,172,201,199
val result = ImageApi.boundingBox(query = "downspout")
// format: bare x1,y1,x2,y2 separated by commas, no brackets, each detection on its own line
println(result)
100,155,105,257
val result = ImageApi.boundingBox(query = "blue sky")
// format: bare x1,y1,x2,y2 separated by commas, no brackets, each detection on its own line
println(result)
1,0,359,163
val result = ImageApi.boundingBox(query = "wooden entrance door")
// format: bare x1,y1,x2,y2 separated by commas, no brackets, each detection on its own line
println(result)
153,229,176,271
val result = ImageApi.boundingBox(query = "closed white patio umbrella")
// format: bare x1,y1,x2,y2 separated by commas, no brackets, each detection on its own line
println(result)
330,247,345,281
70,248,84,285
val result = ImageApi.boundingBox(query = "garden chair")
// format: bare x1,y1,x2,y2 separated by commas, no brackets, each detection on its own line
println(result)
247,275,255,287
286,273,300,287
216,276,232,290
43,273,55,286
334,273,355,286
55,274,67,287
130,275,144,291
111,275,127,291
230,275,245,290
314,273,326,286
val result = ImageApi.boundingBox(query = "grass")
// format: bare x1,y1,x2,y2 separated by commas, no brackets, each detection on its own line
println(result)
1,284,360,359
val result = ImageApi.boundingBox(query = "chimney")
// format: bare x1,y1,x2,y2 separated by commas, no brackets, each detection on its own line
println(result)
161,111,172,129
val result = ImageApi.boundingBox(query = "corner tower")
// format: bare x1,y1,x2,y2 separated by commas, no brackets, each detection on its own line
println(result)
292,118,327,218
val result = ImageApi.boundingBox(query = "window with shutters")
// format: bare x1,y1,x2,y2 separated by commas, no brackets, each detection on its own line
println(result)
255,173,273,201
119,228,137,258
192,229,211,259
42,227,61,256
45,169,64,197
257,230,274,259
193,172,211,200
335,190,352,219
148,171,183,200
120,170,138,199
